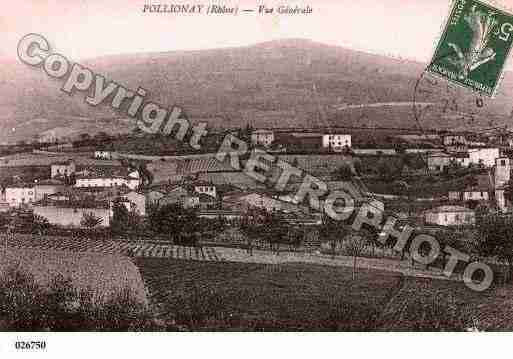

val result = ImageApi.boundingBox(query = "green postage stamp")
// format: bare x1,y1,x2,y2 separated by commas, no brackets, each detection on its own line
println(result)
428,0,513,97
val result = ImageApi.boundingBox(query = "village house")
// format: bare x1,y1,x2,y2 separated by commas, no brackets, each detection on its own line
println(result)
146,190,166,206
5,184,36,207
424,205,475,227
154,186,200,209
51,160,76,179
223,191,309,214
198,210,244,221
46,192,71,201
94,151,113,160
120,191,147,216
251,129,275,147
194,182,217,198
448,174,493,202
322,134,352,152
427,152,452,172
33,199,112,227
74,168,140,190
34,179,66,201
198,193,218,210
493,157,511,212
37,130,58,144
467,148,500,168
442,134,467,147
428,148,501,171
353,149,396,155
446,143,468,153
42,142,73,151
0,190,8,212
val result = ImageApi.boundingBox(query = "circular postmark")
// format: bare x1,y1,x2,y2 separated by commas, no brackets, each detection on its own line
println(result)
413,68,492,132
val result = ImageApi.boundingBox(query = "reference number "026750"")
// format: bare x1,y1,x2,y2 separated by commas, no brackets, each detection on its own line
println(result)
15,341,46,350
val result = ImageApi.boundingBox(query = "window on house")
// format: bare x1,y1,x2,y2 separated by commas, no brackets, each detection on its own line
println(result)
501,160,506,166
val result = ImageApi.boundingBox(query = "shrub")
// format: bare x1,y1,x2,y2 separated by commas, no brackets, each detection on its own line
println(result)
0,266,159,331
80,212,103,229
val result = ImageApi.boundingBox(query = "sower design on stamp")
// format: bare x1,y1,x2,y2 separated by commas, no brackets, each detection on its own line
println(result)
428,0,513,97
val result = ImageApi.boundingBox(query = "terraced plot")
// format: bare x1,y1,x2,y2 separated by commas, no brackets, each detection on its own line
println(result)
0,234,221,262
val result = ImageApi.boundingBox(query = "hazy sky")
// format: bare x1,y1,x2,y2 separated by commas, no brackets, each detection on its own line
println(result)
3,0,513,62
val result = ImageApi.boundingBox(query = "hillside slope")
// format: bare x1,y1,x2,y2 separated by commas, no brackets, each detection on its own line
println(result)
1,39,512,144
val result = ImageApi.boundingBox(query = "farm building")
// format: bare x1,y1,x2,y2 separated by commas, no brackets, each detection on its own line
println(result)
149,186,200,209
51,160,76,179
34,179,66,201
322,134,352,151
74,168,140,190
251,129,275,147
5,184,36,207
442,134,467,147
33,199,112,227
223,191,309,214
467,148,500,168
424,205,475,227
94,151,114,160
194,181,217,198
427,152,452,172
120,191,147,216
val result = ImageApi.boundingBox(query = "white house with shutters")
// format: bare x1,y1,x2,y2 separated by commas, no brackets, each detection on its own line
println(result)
322,134,351,151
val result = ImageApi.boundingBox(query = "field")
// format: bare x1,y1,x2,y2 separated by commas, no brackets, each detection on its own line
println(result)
379,277,513,331
136,258,513,331
0,246,148,305
0,152,120,168
135,258,402,331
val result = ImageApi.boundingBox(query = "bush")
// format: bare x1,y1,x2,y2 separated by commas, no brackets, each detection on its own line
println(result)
0,266,160,331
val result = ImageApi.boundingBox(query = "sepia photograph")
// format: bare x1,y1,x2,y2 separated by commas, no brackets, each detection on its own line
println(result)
2,0,513,355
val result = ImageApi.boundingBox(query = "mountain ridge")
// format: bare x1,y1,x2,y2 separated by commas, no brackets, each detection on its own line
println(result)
1,38,512,144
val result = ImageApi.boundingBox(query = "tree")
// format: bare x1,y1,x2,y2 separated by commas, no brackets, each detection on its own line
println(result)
264,211,289,255
138,163,154,187
332,163,353,181
32,214,50,236
148,204,200,244
359,227,381,257
79,133,91,142
475,214,513,282
239,208,290,255
80,212,103,229
376,157,396,180
353,157,363,176
319,212,350,258
504,179,513,204
111,200,130,233
345,234,365,280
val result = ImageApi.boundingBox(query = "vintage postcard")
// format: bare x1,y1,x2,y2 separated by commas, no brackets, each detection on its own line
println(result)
2,0,513,355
